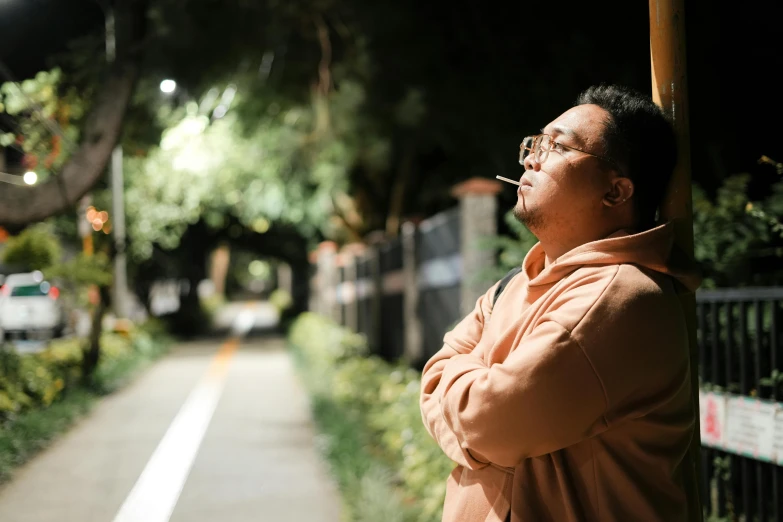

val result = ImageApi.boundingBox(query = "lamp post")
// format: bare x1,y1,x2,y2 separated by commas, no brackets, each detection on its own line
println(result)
105,8,130,319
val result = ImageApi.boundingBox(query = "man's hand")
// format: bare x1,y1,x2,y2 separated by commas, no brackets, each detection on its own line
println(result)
419,283,498,469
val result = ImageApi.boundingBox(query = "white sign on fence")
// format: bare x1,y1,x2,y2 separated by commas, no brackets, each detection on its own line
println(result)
700,391,783,464
774,408,783,466
699,391,727,448
724,396,776,461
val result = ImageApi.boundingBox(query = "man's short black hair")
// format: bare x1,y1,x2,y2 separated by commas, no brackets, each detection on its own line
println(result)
575,84,677,230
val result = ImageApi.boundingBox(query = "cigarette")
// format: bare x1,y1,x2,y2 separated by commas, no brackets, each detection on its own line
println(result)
496,175,521,186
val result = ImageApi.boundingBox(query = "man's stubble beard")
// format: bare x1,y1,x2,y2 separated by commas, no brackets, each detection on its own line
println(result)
512,200,544,232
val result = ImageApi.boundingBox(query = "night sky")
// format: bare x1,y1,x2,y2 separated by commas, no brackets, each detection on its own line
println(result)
0,0,103,78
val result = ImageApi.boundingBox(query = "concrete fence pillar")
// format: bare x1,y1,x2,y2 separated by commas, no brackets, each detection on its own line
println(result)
341,243,364,332
452,178,503,316
401,221,423,364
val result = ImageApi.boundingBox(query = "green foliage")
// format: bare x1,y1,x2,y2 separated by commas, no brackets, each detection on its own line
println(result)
0,320,171,483
123,76,382,260
692,172,783,287
2,224,62,270
0,68,85,182
744,156,783,243
45,252,112,287
476,209,538,283
289,313,453,522
0,388,94,484
0,321,170,484
0,321,171,422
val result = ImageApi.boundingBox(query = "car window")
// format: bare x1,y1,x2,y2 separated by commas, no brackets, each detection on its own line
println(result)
11,284,49,297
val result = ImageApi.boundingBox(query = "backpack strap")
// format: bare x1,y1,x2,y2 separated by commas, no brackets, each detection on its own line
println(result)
492,266,523,307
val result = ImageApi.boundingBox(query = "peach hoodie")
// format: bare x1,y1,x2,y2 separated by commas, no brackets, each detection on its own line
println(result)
420,222,702,522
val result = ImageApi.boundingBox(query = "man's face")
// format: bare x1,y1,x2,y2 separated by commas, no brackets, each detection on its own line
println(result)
513,104,615,234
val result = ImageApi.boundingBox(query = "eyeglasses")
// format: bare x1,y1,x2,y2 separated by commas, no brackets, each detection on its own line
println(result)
519,134,622,174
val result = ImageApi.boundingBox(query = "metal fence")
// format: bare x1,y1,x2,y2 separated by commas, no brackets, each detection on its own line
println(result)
697,288,783,521
417,207,462,363
356,254,374,350
337,208,463,365
379,237,405,361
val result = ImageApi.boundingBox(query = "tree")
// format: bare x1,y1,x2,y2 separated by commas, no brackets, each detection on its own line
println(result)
0,0,148,227
1,223,61,270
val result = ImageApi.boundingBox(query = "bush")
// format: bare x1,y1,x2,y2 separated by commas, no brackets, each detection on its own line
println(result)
0,320,171,422
288,313,453,522
0,320,172,483
1,223,62,271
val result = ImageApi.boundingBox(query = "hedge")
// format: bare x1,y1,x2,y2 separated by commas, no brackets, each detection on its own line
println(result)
288,313,453,522
0,320,171,482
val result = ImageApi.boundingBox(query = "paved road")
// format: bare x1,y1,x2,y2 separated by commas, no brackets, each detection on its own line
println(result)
0,333,342,522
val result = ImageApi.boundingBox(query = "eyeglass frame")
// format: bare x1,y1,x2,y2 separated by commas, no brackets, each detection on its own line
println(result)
519,134,624,176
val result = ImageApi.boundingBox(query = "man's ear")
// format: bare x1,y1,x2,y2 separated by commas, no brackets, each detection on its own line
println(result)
603,177,634,207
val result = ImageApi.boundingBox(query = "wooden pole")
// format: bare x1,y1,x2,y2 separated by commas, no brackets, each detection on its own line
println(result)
650,1,702,521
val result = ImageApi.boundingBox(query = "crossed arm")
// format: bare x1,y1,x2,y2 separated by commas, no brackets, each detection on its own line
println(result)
419,287,608,470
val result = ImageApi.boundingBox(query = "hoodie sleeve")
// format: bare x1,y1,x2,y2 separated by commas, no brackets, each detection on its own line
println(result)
419,283,498,470
437,320,609,468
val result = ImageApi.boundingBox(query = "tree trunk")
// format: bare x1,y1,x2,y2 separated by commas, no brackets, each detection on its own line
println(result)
82,284,111,383
0,0,148,227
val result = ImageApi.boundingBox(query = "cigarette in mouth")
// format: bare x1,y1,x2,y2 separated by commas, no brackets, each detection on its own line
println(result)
496,175,521,186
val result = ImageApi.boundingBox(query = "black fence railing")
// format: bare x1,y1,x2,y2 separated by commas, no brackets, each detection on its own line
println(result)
417,208,461,363
356,255,373,349
379,237,405,361
697,288,783,521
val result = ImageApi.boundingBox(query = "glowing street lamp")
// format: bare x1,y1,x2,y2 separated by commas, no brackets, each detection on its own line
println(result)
23,171,37,185
160,79,177,94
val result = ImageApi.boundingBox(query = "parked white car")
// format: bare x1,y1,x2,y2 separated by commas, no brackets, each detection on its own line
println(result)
0,271,66,340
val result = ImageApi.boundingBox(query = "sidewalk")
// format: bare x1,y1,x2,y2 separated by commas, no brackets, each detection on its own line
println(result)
0,337,342,522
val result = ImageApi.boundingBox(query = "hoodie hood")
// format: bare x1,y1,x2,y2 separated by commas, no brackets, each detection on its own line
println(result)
523,220,702,292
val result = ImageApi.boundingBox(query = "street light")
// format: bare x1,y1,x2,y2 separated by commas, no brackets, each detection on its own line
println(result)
103,6,130,319
23,171,37,185
160,79,177,94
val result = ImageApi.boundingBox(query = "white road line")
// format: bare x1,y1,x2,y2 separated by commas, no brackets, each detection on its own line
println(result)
112,341,237,522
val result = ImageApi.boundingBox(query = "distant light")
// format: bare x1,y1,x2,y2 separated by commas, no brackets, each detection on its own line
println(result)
160,79,177,94
23,171,37,185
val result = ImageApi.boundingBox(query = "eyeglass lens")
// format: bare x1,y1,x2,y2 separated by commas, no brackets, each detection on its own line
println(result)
519,135,552,165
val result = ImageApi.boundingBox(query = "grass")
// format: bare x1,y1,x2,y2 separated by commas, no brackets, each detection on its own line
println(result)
0,336,171,485
289,339,419,522
0,388,93,483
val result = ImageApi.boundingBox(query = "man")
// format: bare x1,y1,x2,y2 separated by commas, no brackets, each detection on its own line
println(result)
420,85,701,522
